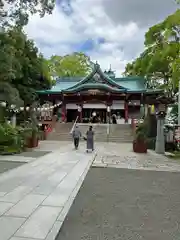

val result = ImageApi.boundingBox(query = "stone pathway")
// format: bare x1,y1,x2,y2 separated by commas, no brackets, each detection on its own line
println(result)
93,143,180,172
1,141,180,240
0,141,96,240
0,141,67,163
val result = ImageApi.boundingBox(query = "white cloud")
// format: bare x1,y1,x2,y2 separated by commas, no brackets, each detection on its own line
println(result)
25,0,143,76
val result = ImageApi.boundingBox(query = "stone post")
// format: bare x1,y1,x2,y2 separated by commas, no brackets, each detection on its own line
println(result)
155,111,166,154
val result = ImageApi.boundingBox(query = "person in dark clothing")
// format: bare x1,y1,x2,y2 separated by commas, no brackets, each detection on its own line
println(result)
72,125,82,149
86,126,94,152
112,114,117,124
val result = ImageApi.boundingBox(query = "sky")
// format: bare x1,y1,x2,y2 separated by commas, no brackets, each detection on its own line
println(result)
25,0,178,76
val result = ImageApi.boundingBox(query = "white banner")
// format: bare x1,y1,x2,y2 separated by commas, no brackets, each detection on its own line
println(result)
83,103,106,109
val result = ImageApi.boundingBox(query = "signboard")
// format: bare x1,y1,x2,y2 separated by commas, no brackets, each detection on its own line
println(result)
88,89,100,95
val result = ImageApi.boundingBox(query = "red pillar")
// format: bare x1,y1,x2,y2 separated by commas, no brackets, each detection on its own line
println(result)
62,103,66,122
124,101,128,123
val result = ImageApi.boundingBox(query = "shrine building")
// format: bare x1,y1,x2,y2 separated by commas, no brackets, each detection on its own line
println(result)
38,62,163,123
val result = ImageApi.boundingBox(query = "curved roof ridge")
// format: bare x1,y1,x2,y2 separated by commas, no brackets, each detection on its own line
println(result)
62,83,125,93
65,63,128,91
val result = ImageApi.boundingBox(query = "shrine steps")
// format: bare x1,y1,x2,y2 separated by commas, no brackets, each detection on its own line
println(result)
46,122,73,141
108,124,133,143
46,123,133,143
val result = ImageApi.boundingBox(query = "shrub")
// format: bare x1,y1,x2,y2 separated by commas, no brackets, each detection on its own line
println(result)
0,123,25,154
135,122,148,142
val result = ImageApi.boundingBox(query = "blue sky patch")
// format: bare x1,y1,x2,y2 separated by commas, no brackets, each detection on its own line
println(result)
57,0,73,15
72,39,95,52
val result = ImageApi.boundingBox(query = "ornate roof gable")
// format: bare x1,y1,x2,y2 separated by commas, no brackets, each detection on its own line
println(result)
65,62,128,91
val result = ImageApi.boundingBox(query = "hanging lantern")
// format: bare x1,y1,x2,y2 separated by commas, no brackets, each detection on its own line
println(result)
151,104,155,114
26,106,30,111
107,106,111,113
140,104,145,118
77,105,82,112
11,104,16,109
0,101,6,107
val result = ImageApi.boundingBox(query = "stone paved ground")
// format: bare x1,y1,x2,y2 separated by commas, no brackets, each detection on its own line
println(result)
1,141,180,240
0,141,61,175
93,143,180,172
0,141,96,240
56,167,180,240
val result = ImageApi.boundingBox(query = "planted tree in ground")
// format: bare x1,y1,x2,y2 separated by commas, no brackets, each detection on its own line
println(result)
0,26,52,106
124,10,180,97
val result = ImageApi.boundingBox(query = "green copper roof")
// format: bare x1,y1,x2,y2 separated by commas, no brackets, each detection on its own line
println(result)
37,63,162,94
64,83,124,93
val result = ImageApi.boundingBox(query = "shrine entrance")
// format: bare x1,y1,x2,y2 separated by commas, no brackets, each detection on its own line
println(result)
82,108,107,123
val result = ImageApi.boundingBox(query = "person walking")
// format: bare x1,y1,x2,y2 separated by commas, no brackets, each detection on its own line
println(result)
86,126,94,152
72,125,81,149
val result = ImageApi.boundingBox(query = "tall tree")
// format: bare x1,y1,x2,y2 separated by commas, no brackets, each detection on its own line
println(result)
124,10,180,96
0,0,55,26
0,26,52,105
46,53,91,78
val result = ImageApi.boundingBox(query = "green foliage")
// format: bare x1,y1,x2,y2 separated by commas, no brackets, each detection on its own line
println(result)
0,0,55,27
169,104,178,123
0,123,24,153
135,123,148,142
124,10,180,97
0,26,52,105
46,53,91,78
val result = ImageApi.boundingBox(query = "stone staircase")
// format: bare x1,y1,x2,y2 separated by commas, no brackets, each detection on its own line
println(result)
108,124,133,143
77,124,108,142
46,122,73,141
46,122,133,143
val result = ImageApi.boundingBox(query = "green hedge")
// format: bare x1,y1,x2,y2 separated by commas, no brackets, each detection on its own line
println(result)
0,123,32,154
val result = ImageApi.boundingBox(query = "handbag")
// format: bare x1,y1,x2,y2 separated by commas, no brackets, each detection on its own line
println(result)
83,136,87,141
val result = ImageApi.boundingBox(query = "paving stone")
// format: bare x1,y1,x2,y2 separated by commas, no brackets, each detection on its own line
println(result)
45,221,63,240
5,194,46,218
0,216,26,240
0,202,14,216
15,206,62,239
10,237,38,240
0,192,6,197
42,193,70,207
32,182,59,196
0,186,33,203
47,171,67,183
57,194,76,222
